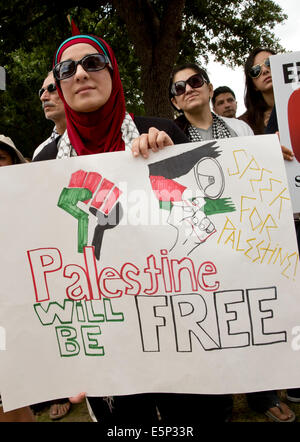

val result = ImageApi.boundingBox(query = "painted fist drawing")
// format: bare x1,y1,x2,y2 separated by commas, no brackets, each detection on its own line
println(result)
58,170,123,260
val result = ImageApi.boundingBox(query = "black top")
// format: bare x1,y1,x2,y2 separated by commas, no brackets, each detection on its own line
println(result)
33,115,189,162
265,106,278,134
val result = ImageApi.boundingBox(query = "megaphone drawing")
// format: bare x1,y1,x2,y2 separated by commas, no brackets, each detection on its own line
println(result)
193,157,225,199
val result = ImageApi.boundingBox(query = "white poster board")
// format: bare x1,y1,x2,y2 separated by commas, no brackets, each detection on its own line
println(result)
271,51,300,212
0,135,300,412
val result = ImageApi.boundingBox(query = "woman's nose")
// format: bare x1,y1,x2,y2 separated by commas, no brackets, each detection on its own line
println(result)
261,63,270,75
185,83,193,93
74,63,88,79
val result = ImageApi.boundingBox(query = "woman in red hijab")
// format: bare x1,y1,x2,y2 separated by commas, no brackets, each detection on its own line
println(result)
33,34,189,425
34,34,187,162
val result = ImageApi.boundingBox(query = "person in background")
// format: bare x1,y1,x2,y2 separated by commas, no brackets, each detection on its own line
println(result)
238,47,295,422
212,86,237,118
169,62,253,142
238,47,275,134
0,135,27,166
32,71,67,160
33,72,70,420
168,62,253,422
238,47,293,164
238,49,269,129
0,135,35,422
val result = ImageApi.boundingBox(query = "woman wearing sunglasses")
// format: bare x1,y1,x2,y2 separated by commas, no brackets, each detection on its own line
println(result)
33,35,188,163
168,63,254,424
169,62,296,423
239,48,276,135
240,48,294,162
33,34,196,425
169,63,253,142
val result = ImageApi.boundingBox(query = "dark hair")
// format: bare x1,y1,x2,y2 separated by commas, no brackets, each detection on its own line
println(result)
243,47,276,134
169,62,210,111
0,142,17,164
212,86,236,106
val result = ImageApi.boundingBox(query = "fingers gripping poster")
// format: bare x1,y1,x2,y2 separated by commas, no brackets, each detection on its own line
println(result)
1,135,300,411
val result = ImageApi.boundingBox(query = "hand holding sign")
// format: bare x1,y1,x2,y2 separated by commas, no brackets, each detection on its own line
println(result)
132,127,174,158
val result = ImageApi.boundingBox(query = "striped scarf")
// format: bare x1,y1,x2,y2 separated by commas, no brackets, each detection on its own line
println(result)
188,112,232,142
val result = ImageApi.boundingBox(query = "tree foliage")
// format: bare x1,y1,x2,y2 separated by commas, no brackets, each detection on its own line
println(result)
0,0,286,158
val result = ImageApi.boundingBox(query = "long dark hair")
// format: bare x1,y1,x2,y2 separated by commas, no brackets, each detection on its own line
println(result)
243,47,276,134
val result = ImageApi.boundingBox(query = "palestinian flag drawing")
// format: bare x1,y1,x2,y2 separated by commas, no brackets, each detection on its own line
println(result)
58,170,123,261
148,141,236,255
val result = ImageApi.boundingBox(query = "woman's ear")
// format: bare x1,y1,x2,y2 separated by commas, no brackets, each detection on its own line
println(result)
171,96,180,111
208,83,214,98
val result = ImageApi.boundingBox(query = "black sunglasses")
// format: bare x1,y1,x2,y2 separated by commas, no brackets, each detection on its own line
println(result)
38,83,57,98
171,73,206,97
53,53,112,81
249,58,271,78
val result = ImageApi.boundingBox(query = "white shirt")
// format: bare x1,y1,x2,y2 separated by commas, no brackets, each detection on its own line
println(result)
32,127,59,159
219,116,254,137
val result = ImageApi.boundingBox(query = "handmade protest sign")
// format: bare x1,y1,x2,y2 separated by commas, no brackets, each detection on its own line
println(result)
271,51,300,212
0,135,300,412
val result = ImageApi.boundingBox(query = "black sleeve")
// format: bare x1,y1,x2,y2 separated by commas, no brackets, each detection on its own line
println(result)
265,106,278,134
32,139,59,162
134,115,189,145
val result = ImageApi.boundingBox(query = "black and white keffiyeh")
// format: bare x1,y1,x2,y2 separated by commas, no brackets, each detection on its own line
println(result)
188,112,232,142
57,112,140,159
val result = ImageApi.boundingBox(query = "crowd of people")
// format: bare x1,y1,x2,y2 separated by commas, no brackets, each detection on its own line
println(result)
0,31,299,424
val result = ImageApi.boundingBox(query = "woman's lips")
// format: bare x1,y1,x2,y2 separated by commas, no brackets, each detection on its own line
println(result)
185,94,198,101
264,76,272,83
76,86,94,94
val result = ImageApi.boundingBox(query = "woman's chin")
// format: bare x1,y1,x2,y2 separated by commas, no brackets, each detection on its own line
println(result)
72,100,106,113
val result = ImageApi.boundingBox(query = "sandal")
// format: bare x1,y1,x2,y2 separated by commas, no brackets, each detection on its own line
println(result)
265,401,295,422
49,399,71,420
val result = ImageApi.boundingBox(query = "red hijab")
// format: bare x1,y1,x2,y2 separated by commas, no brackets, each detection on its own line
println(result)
53,35,126,156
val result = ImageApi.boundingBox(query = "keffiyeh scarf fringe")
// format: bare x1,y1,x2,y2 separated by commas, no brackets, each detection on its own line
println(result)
57,112,140,159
